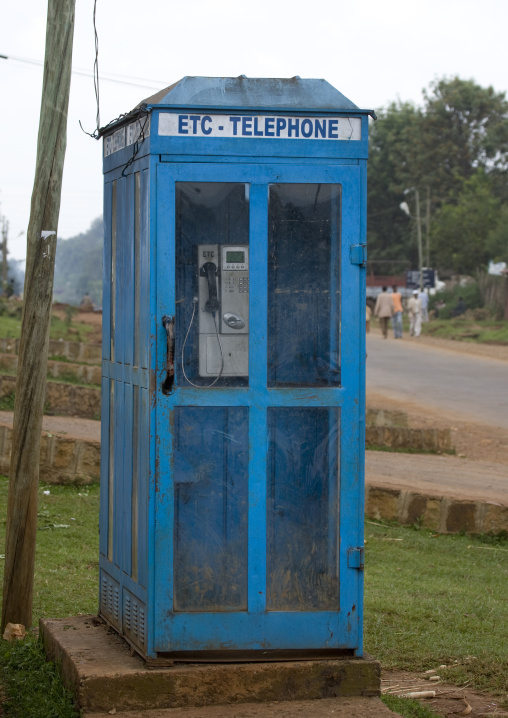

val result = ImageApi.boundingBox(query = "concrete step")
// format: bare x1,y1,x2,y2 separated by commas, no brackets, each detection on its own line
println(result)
41,616,382,717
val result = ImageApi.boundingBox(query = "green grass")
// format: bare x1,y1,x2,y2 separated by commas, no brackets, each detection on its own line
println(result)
0,313,94,343
381,694,441,717
364,521,508,698
422,318,508,344
0,635,79,718
0,393,15,412
0,477,100,620
2,481,508,714
366,444,455,456
0,478,99,716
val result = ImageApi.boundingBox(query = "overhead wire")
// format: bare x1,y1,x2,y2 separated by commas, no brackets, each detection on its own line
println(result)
0,53,165,91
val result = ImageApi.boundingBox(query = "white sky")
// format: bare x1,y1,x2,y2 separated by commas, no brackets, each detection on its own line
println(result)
1,0,507,260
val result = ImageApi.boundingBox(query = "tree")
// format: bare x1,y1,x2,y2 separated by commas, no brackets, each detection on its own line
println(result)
430,170,501,274
367,102,422,265
367,77,508,274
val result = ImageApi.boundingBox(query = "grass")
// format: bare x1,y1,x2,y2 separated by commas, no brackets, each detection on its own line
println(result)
421,317,508,344
366,444,455,456
364,521,508,699
381,694,441,717
0,393,15,412
0,635,79,718
0,313,94,343
0,478,99,716
1,482,508,714
0,478,100,621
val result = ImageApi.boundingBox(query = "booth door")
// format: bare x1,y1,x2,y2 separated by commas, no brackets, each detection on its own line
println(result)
154,162,364,656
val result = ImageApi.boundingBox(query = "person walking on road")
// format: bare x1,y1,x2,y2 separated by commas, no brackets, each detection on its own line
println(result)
419,289,429,323
366,303,372,333
374,286,394,339
408,290,422,337
391,285,403,338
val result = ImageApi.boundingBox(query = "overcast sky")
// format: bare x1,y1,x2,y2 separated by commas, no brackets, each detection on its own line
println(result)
1,0,507,260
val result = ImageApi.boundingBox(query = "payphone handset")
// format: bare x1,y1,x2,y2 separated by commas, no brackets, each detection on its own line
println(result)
195,244,249,379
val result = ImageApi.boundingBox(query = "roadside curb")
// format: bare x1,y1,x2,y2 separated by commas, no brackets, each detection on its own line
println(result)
0,416,504,534
366,484,508,534
0,423,100,485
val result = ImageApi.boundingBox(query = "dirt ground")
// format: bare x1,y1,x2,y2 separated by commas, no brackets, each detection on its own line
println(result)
382,668,508,717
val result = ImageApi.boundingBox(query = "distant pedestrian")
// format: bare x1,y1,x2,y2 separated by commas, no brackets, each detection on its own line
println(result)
374,286,394,339
366,303,372,333
391,285,403,338
408,290,422,337
452,296,467,317
419,290,429,322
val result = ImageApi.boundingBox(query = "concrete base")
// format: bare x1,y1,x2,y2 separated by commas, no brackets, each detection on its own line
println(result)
40,616,381,715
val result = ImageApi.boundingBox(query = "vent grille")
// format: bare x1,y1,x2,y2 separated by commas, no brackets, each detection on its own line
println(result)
100,571,120,629
123,589,146,650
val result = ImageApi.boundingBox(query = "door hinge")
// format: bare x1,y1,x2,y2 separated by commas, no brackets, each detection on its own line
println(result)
347,547,365,570
350,244,367,267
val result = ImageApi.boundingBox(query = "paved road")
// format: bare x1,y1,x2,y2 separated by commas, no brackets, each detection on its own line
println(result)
366,333,508,429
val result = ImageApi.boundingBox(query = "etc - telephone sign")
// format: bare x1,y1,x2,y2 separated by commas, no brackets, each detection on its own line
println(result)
158,113,362,140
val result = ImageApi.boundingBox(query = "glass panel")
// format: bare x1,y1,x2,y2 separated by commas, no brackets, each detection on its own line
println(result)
175,182,249,388
268,184,341,387
174,407,249,611
267,407,340,611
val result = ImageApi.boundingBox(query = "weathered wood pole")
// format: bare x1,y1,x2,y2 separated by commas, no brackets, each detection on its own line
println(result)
1,0,75,631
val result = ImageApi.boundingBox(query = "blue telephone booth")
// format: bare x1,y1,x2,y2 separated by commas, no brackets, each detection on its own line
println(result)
100,76,373,662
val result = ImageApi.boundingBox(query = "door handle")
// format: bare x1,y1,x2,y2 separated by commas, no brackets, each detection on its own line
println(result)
162,315,175,395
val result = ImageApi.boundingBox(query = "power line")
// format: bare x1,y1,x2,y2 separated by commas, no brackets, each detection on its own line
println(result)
0,53,165,90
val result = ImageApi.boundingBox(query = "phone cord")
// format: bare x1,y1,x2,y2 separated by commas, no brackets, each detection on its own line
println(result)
181,300,224,388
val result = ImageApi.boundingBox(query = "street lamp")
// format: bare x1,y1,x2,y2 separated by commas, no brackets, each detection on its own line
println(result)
400,188,424,291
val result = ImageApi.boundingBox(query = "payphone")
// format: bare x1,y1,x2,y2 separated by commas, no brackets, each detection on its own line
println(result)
195,244,249,378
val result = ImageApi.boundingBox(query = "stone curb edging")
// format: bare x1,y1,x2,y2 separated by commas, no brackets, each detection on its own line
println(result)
0,353,102,386
366,484,508,534
0,337,101,364
0,374,100,420
0,420,504,535
366,425,452,453
0,424,100,485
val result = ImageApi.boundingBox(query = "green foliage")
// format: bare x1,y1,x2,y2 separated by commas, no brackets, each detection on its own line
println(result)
0,635,79,718
368,77,508,275
428,282,483,318
430,171,502,274
381,694,441,717
0,392,16,411
485,204,508,262
423,318,508,343
53,217,103,307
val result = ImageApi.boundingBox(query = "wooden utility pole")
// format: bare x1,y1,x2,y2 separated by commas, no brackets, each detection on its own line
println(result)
1,218,8,292
1,0,75,631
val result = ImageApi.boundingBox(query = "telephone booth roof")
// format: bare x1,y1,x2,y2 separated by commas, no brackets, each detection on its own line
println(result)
137,75,376,116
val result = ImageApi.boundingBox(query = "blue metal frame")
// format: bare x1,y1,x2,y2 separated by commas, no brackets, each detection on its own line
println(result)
151,162,363,654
